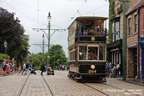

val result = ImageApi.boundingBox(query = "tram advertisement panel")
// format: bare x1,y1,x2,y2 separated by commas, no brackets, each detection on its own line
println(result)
69,63,76,72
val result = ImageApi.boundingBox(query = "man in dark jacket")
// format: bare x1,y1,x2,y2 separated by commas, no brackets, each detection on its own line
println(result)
40,62,45,75
23,62,30,75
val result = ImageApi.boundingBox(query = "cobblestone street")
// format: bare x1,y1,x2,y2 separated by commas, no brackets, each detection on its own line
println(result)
0,71,143,96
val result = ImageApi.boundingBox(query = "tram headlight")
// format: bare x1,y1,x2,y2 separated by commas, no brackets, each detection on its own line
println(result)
91,65,95,69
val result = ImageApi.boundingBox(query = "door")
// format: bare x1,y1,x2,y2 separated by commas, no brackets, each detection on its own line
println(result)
133,48,137,78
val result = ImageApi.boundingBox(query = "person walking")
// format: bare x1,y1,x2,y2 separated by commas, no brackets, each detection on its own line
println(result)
109,62,113,78
30,64,32,69
23,62,30,75
40,62,45,75
18,66,21,76
106,61,109,77
22,63,26,75
12,62,15,72
6,62,10,75
2,60,7,76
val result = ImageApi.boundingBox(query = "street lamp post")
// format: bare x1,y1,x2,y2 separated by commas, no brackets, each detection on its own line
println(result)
32,53,33,66
29,53,33,66
47,12,51,66
42,34,44,62
3,40,7,60
57,59,59,70
54,46,55,69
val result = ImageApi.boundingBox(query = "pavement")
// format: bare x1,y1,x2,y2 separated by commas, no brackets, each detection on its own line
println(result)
118,77,144,86
0,71,17,76
0,70,144,96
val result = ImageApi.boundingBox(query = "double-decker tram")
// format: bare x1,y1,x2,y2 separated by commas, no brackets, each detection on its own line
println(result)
67,16,107,82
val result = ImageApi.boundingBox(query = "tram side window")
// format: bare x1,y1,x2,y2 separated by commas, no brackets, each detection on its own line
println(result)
88,47,98,60
99,46,105,60
79,46,87,60
70,51,75,60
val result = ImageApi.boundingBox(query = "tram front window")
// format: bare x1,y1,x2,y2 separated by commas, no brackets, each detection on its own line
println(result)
99,46,105,60
88,47,98,60
79,46,87,60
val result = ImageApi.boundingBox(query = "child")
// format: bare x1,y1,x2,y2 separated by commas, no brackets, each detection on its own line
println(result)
18,66,21,76
83,29,88,35
78,28,82,36
6,65,10,75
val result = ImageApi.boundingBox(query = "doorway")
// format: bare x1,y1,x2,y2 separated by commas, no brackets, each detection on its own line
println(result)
133,48,137,78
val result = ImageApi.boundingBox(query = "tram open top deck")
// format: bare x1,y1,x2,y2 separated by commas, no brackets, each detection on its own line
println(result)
68,16,108,48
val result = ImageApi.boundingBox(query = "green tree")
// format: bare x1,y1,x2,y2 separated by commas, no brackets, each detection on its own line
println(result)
24,52,42,69
44,44,67,69
0,8,29,64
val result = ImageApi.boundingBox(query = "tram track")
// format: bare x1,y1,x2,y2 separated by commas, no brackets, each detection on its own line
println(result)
39,71,55,96
18,71,55,96
41,74,55,96
56,71,139,96
56,72,109,96
17,75,30,96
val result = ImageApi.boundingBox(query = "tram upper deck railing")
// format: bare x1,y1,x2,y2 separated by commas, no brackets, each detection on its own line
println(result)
76,28,107,37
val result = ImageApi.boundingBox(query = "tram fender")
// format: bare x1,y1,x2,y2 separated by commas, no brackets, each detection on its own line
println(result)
74,75,82,79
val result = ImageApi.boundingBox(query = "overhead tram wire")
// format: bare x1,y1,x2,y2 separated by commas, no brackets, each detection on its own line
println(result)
65,1,86,28
37,0,39,27
12,0,37,10
82,3,108,15
3,1,45,25
36,0,40,43
12,0,71,19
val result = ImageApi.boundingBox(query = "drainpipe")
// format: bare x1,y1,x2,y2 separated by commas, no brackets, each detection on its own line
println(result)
137,8,140,79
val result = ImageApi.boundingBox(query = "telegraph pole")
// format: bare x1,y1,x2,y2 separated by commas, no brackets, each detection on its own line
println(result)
33,12,65,67
122,0,126,80
33,28,65,66
33,34,48,62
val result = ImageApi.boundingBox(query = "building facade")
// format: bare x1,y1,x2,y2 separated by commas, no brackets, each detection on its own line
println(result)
126,0,144,79
107,0,140,76
107,0,123,75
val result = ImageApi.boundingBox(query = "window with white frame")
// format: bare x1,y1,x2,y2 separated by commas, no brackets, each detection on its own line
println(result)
99,46,106,60
88,47,98,60
112,21,120,41
115,22,120,40
128,18,131,35
134,15,138,32
112,22,115,42
79,46,87,60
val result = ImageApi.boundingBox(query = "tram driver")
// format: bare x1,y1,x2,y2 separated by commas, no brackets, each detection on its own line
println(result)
88,51,97,60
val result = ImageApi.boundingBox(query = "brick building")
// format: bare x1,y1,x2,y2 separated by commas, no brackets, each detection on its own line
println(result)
107,0,139,76
126,0,144,79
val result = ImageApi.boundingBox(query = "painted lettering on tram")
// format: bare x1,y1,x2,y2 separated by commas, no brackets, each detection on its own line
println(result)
88,70,97,73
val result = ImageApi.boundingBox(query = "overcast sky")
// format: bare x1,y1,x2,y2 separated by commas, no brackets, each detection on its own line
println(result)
0,0,109,57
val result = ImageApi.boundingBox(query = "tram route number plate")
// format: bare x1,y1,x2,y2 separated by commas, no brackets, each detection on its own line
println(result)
88,70,97,73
